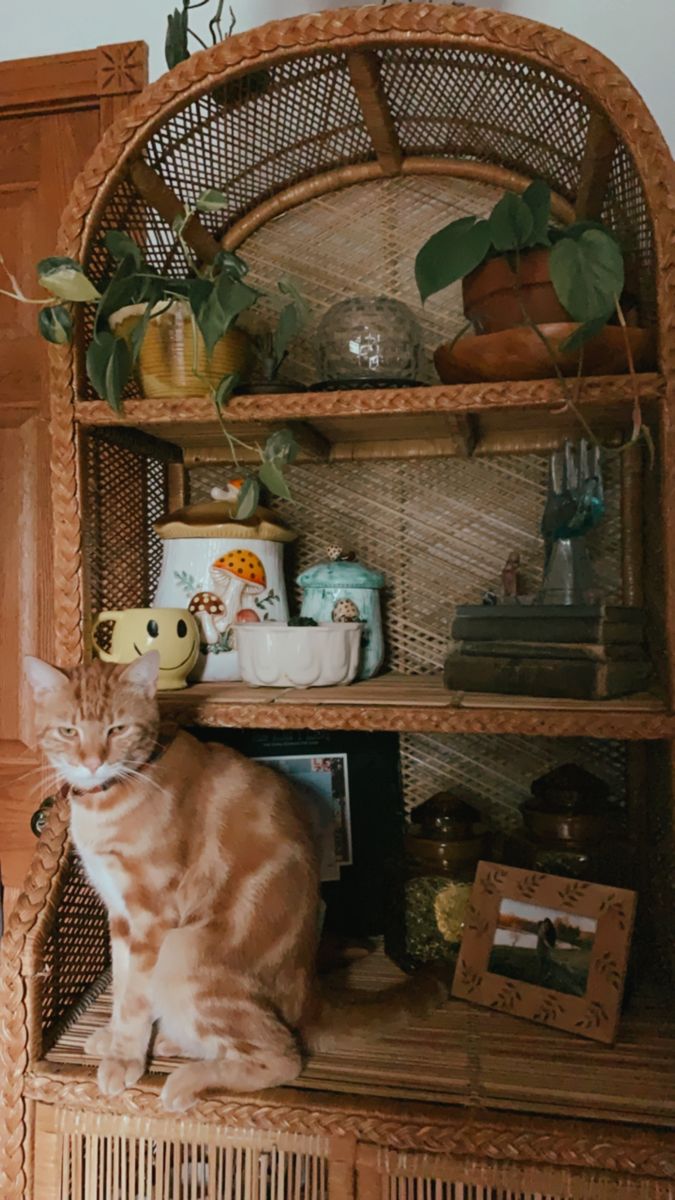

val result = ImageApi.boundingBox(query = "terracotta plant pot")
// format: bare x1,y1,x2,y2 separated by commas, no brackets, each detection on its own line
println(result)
434,323,655,383
462,248,569,334
110,301,252,399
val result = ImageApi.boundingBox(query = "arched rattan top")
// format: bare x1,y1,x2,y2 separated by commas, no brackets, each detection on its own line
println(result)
57,5,673,307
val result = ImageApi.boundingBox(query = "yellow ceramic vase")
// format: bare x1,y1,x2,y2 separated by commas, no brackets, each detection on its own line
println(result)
111,301,251,399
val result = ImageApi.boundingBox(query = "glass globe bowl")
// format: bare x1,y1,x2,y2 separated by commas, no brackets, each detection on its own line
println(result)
315,296,422,388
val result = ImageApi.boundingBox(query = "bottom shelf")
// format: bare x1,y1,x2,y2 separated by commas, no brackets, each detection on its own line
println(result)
45,947,674,1128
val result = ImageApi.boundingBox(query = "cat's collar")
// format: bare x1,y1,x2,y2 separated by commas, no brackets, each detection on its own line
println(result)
67,744,167,798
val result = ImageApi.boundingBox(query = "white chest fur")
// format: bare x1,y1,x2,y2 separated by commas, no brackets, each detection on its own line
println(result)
70,806,128,918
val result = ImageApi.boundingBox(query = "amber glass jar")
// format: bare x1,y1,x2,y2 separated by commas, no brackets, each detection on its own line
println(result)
521,763,628,884
385,791,483,972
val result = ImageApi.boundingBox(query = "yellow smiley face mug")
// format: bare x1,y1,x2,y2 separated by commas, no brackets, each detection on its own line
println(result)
92,608,200,689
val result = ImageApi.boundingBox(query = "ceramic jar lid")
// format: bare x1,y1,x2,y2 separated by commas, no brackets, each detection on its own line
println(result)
154,485,296,543
297,545,384,589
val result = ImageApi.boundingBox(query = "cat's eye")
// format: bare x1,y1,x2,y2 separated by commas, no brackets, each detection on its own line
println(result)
108,724,128,736
58,726,77,738
177,619,187,638
147,619,159,638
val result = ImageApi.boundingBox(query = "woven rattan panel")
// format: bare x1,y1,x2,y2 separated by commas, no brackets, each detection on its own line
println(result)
53,1110,329,1200
190,453,622,675
82,431,168,615
40,855,109,1051
240,176,500,388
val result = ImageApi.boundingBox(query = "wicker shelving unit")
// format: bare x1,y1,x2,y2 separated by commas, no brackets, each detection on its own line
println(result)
2,6,675,1199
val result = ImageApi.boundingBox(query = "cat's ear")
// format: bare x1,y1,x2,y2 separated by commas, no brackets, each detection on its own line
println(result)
119,651,160,698
24,656,71,699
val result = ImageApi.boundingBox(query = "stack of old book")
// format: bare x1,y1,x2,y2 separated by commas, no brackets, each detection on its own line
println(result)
444,604,651,700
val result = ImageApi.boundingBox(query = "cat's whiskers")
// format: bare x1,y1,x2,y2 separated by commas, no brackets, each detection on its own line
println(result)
113,764,172,800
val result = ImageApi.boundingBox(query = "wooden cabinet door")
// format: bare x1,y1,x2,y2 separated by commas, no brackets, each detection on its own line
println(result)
0,43,147,916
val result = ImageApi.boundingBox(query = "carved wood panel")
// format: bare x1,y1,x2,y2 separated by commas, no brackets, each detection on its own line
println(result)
0,43,147,916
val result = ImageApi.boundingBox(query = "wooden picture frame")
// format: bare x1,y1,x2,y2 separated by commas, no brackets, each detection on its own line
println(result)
453,862,636,1044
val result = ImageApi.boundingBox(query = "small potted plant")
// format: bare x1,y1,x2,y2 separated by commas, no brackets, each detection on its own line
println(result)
415,179,653,382
3,187,303,511
243,278,308,395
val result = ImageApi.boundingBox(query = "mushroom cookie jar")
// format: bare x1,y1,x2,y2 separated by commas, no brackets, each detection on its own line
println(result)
153,489,296,681
297,547,385,679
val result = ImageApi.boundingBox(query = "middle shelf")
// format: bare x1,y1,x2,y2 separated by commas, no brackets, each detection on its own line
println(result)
158,673,671,739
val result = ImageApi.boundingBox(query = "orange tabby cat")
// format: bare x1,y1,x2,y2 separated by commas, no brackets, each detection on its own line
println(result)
25,651,444,1111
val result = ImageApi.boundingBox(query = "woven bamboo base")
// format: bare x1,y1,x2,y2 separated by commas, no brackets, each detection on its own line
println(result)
42,947,675,1128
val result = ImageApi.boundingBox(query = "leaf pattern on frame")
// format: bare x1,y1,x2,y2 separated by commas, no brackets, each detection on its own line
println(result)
532,992,565,1024
490,981,522,1012
557,880,591,909
458,961,482,996
593,951,622,990
575,1000,609,1031
480,868,508,897
464,903,490,937
516,872,547,901
598,893,628,930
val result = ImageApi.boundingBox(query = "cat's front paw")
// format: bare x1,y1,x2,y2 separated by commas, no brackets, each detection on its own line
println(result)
97,1054,145,1096
85,1024,115,1057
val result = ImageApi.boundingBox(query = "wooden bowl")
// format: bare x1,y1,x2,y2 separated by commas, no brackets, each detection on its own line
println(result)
434,323,655,384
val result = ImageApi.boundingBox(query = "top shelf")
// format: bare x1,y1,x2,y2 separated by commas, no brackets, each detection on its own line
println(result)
75,375,664,462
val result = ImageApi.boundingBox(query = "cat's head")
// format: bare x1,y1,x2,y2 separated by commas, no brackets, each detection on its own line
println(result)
24,653,160,791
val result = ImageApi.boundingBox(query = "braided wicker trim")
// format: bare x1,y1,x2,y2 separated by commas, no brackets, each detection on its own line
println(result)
157,697,673,741
49,342,84,668
55,5,674,265
23,1073,675,1179
0,795,70,1200
75,376,665,426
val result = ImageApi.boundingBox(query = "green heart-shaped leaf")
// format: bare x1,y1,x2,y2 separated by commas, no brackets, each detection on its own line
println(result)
214,372,239,411
86,333,131,411
105,231,143,267
263,428,299,465
213,250,249,279
415,216,490,303
550,229,624,322
258,459,292,500
195,188,229,213
37,257,100,302
235,476,260,519
38,305,73,345
272,301,301,369
521,179,551,245
488,192,534,252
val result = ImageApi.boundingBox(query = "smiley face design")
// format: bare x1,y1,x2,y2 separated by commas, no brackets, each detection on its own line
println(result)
92,608,200,690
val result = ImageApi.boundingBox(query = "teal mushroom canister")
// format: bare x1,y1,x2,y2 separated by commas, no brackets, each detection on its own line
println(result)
297,547,385,679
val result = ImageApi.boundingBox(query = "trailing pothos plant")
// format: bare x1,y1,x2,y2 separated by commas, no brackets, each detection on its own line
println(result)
415,179,647,448
2,187,306,513
416,180,625,344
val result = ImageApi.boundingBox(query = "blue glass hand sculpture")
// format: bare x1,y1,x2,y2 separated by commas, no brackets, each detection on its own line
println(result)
538,440,604,605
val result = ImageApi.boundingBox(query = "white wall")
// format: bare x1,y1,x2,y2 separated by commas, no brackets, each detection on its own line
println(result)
3,0,673,150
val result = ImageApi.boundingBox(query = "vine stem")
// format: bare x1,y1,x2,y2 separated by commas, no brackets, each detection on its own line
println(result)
514,296,598,446
0,250,50,304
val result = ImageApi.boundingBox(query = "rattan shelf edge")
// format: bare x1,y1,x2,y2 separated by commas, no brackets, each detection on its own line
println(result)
158,676,670,740
74,375,665,428
24,1063,675,1179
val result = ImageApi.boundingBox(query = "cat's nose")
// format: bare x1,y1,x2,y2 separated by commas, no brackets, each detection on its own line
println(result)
82,756,102,773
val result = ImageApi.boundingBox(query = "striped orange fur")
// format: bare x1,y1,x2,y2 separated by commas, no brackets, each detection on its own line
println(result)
24,652,445,1111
